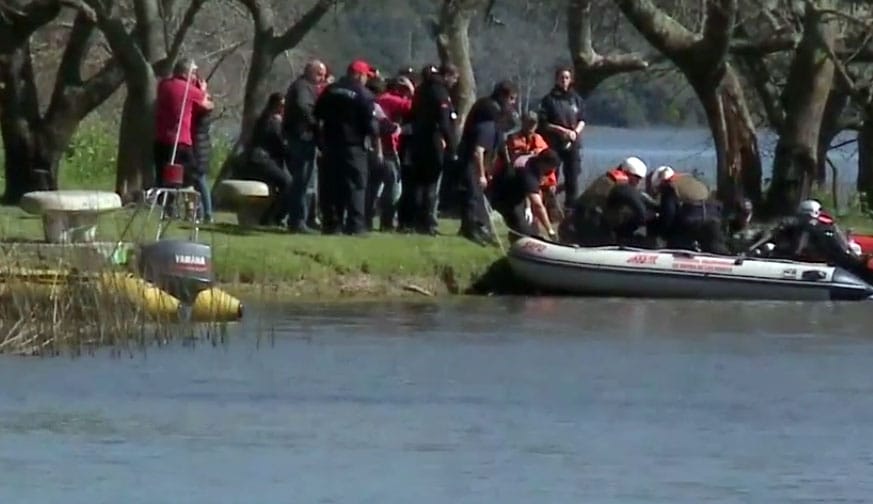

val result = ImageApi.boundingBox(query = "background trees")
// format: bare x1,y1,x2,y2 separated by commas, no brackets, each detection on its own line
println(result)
1,0,871,215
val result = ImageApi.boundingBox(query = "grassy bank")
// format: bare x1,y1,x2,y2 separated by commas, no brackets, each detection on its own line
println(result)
0,123,506,300
0,206,505,299
4,122,873,301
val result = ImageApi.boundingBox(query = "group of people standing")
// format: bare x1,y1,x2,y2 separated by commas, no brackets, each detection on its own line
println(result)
230,58,589,244
148,55,873,285
150,53,591,244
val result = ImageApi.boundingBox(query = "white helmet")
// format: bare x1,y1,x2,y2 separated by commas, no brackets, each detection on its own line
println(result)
797,199,821,219
620,156,648,179
650,165,675,192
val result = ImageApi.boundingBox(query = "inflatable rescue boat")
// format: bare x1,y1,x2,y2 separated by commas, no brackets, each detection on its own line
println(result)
507,235,873,301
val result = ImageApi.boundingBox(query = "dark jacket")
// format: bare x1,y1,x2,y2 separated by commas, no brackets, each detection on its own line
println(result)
314,76,377,147
538,87,585,151
192,110,212,175
411,76,458,156
248,113,288,165
772,215,853,263
283,76,319,140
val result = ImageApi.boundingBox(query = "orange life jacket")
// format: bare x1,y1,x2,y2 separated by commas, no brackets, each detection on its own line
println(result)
606,168,629,184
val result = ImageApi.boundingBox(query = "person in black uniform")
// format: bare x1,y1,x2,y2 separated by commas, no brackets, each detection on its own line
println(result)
457,80,518,245
488,149,561,239
538,66,586,212
409,63,459,235
313,59,379,235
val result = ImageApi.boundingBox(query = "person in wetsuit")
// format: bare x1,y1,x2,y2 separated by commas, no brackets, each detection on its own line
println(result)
768,200,857,263
648,165,730,254
561,156,655,246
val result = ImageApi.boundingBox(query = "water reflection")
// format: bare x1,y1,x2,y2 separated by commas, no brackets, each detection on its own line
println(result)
2,297,873,503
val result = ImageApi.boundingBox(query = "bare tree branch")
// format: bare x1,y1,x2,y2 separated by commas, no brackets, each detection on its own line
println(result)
273,0,334,51
165,0,207,63
611,0,697,56
729,32,798,55
203,38,246,81
568,0,648,96
0,0,64,49
700,0,735,59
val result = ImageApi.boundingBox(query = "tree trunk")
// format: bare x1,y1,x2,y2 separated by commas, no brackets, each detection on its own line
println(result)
0,43,56,204
815,86,849,188
857,116,873,211
239,31,276,148
611,0,761,208
212,30,276,193
115,77,157,200
815,86,851,187
691,65,762,208
435,1,478,124
765,6,835,216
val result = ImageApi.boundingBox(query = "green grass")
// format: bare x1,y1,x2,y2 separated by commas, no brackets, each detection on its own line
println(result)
0,122,499,297
4,119,873,299
0,119,233,191
0,206,503,295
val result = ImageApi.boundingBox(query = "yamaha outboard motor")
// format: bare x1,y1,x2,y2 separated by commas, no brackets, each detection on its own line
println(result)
138,240,213,304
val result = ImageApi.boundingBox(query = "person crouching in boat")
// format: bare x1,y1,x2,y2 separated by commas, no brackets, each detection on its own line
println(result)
647,165,730,254
759,199,873,279
559,156,656,246
487,149,561,240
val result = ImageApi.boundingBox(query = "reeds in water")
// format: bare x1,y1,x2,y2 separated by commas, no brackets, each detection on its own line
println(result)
0,256,229,356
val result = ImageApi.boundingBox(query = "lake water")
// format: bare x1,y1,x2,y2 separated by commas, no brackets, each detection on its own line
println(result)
2,298,873,503
581,127,860,208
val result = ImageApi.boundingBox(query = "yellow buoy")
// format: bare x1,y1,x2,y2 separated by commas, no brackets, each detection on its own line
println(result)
0,267,243,323
191,287,244,322
98,272,181,320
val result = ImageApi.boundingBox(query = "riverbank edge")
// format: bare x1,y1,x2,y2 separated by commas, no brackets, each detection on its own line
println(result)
217,256,525,301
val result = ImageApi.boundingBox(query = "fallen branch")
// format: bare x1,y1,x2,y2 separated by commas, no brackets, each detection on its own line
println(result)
401,284,434,297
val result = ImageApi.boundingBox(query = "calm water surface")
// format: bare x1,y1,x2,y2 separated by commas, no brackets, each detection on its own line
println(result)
1,298,873,503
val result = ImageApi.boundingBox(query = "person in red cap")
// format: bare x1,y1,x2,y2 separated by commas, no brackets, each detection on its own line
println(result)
313,58,380,235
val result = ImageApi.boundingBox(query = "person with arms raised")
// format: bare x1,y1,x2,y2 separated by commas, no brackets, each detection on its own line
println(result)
153,58,214,188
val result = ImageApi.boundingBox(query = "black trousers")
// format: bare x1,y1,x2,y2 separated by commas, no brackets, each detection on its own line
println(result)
494,200,535,236
246,154,293,224
666,219,731,255
321,144,368,234
411,142,445,231
153,142,196,188
396,138,415,230
557,145,582,207
459,160,490,235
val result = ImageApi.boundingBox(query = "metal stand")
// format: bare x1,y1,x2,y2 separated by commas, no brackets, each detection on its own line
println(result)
142,186,202,241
